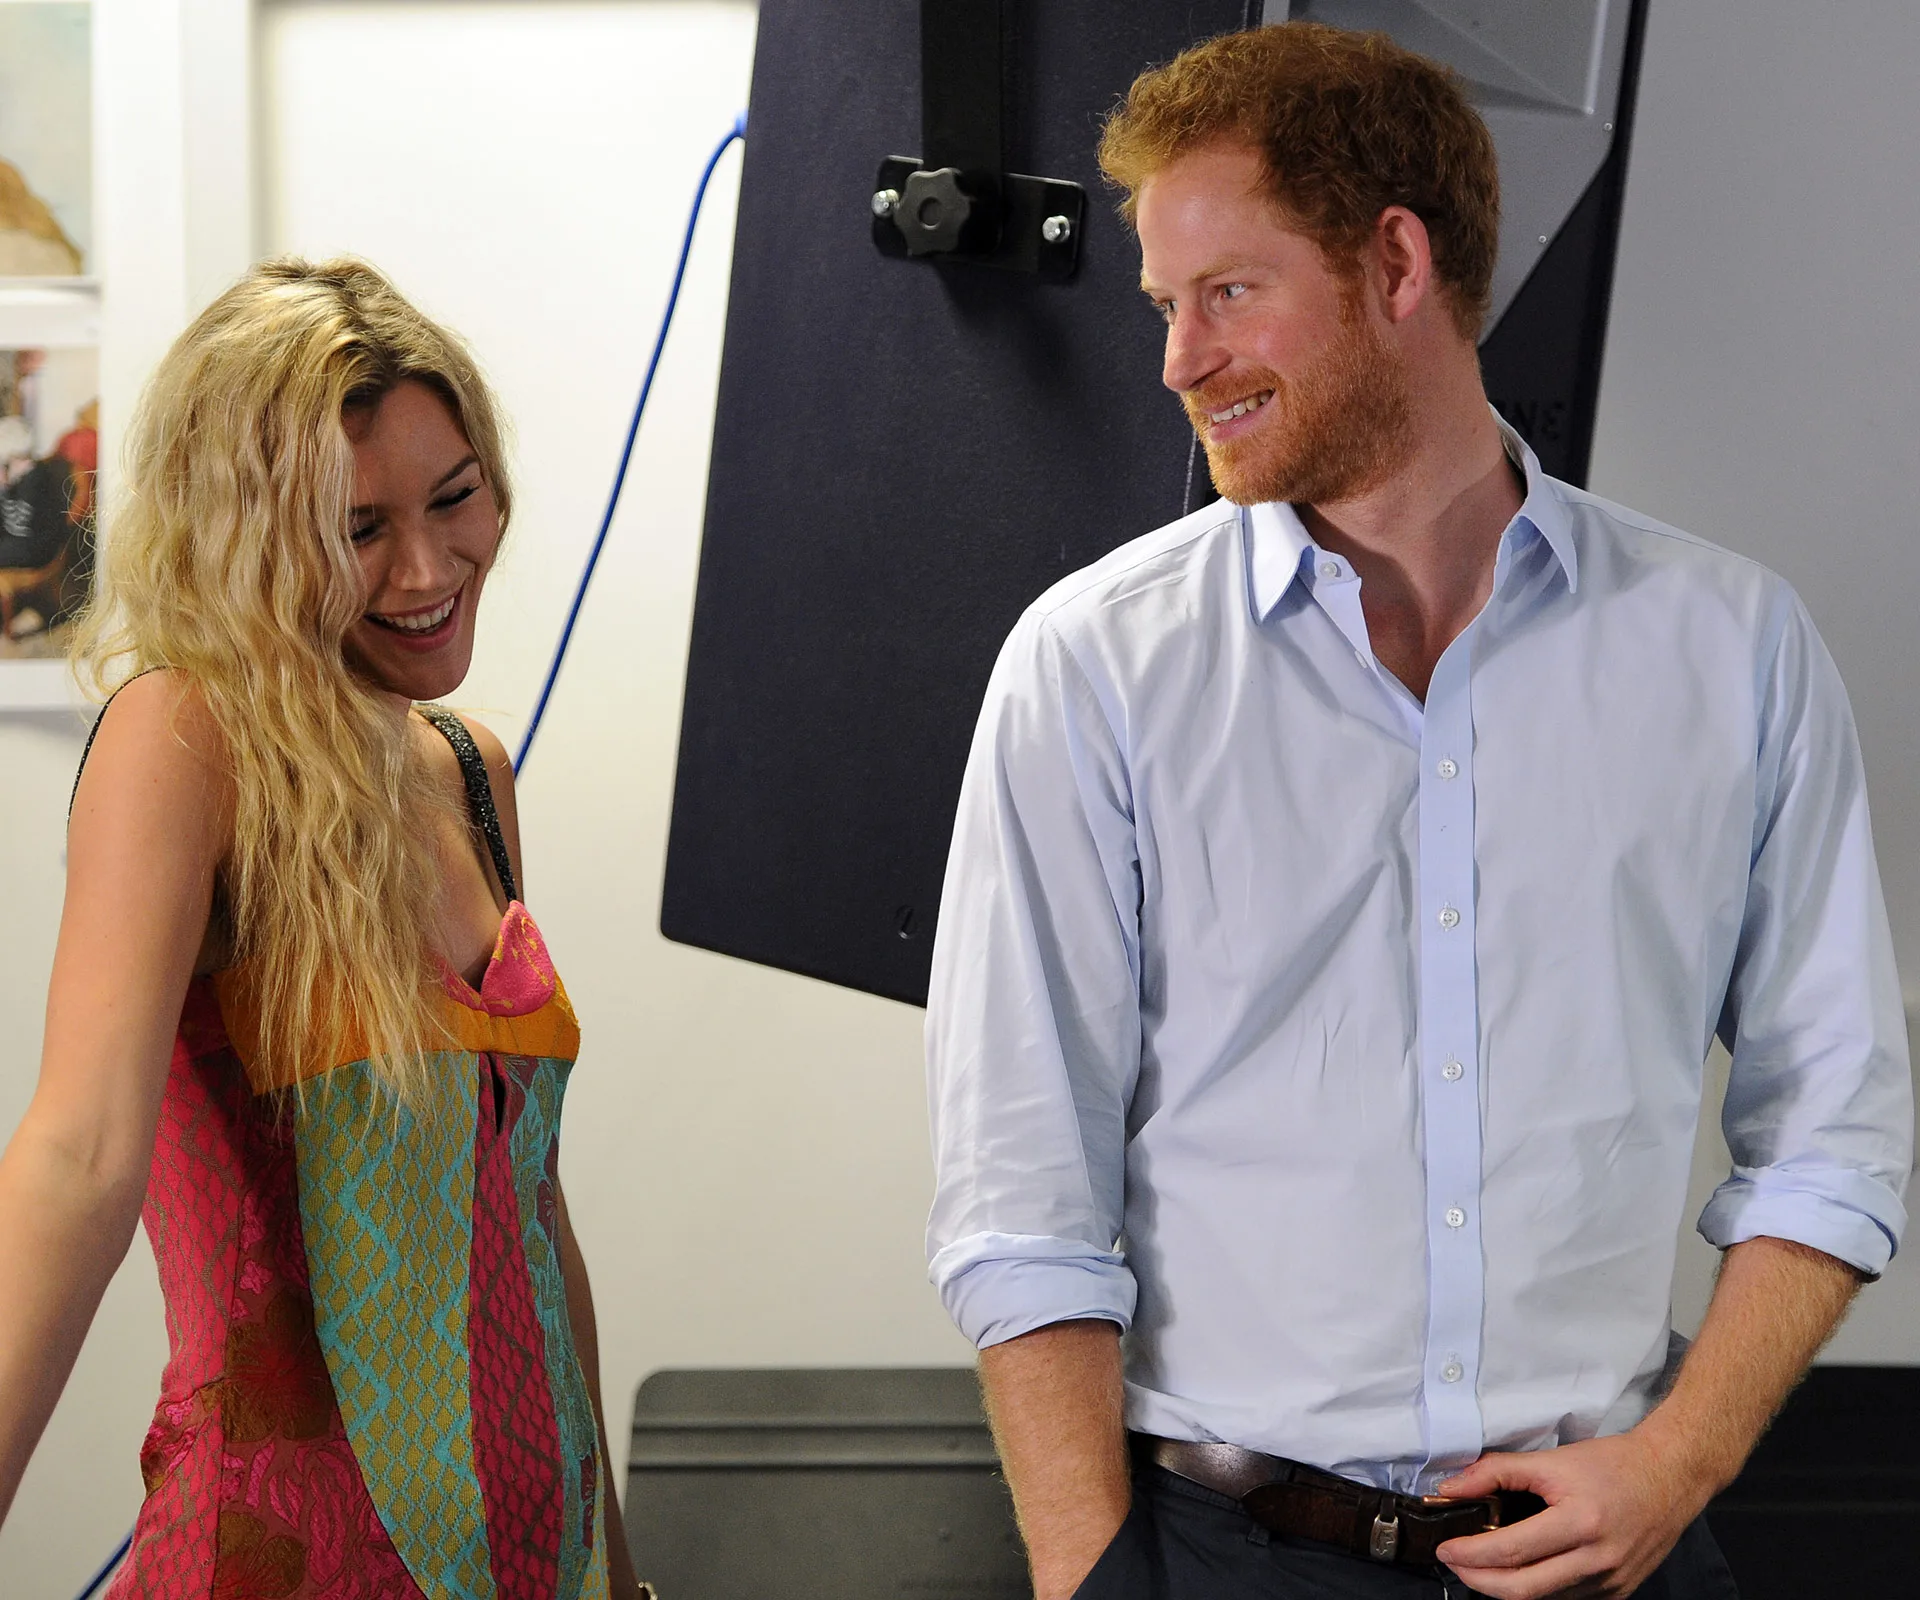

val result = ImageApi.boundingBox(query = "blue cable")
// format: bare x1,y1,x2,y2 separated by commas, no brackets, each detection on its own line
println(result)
514,110,748,775
71,1531,131,1600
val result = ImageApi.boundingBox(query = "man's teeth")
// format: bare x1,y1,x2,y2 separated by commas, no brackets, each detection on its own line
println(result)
1209,390,1273,424
373,594,458,633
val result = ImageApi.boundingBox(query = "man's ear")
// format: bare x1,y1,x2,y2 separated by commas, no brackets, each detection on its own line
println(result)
1372,206,1435,326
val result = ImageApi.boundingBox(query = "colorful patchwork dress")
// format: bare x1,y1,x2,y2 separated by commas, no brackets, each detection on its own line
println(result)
98,707,613,1600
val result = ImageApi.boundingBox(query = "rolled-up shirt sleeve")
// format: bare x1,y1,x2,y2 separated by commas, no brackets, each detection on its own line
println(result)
1702,590,1914,1274
926,605,1143,1348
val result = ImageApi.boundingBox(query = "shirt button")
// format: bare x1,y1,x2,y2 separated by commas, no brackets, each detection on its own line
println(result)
1436,758,1458,780
1445,1206,1466,1229
1441,1059,1464,1082
1437,906,1460,930
1441,1360,1465,1384
1319,561,1341,579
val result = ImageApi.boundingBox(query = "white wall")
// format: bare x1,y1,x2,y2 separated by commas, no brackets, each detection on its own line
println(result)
4,0,1919,1592
1592,0,1920,1358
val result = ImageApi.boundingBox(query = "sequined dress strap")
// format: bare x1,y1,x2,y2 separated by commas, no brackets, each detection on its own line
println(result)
419,703,519,904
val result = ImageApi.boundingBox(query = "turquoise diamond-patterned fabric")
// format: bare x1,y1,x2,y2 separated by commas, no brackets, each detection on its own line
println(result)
294,1055,497,1600
506,1056,609,1599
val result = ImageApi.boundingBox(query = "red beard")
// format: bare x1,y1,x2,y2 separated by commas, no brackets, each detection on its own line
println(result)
1184,290,1413,507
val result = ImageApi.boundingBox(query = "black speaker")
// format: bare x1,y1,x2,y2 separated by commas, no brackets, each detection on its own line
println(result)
662,0,1647,1005
623,1368,1025,1598
661,0,1255,1004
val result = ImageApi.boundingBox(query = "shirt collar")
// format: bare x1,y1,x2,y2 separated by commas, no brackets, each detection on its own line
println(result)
1496,415,1579,595
1244,499,1317,621
1242,410,1579,622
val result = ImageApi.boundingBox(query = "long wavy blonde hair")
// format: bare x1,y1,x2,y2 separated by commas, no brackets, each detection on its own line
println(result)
74,257,513,1105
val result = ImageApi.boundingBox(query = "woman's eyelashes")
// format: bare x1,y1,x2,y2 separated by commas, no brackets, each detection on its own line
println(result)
349,481,479,543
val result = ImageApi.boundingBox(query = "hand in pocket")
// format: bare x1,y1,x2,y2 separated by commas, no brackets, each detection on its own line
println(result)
1067,1499,1160,1600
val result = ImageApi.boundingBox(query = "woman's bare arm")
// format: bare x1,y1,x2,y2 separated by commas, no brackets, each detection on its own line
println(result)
556,1183,646,1598
0,675,226,1527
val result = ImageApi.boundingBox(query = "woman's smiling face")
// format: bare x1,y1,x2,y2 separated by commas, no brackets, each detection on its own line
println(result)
341,378,500,705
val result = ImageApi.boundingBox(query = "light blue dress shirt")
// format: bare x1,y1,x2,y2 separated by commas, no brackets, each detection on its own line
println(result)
925,424,1912,1494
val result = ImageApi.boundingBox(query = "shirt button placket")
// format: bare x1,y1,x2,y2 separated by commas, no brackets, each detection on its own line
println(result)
1416,637,1488,1487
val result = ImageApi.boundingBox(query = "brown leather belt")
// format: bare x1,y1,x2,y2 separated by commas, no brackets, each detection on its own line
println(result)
1139,1436,1546,1570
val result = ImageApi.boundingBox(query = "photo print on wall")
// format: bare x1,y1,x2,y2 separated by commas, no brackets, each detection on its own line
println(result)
0,2,92,278
0,345,96,660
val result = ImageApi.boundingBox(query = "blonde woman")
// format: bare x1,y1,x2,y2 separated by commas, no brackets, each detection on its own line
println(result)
0,258,648,1599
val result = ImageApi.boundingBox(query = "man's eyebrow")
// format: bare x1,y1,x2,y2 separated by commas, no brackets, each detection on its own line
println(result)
350,454,479,519
1139,258,1258,296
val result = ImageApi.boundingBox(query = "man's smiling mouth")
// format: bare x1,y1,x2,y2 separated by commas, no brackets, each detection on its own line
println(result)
1208,389,1274,424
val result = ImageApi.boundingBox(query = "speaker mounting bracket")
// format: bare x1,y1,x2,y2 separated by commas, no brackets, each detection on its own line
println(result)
870,0,1085,279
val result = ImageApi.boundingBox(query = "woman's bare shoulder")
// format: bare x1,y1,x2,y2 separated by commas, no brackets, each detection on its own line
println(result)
71,670,232,837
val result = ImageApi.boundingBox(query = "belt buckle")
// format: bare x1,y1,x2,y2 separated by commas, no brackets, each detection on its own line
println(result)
1368,1510,1400,1561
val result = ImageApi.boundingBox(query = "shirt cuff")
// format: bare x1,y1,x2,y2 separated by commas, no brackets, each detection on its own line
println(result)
1697,1164,1909,1277
929,1231,1137,1349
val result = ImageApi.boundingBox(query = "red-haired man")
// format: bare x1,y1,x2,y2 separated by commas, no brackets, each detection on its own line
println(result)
927,23,1909,1600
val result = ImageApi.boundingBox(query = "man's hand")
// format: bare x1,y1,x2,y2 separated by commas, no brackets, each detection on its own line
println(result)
1432,1429,1710,1599
1437,1235,1862,1599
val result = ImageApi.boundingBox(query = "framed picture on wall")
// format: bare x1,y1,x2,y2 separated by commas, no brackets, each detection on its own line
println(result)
0,1,93,281
0,343,96,670
0,0,97,709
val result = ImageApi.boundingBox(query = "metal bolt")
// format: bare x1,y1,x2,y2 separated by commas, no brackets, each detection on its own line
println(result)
1041,214,1073,244
1603,121,1614,132
872,188,900,217
1538,234,1549,245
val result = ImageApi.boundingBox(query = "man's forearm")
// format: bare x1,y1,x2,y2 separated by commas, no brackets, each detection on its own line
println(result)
1639,1234,1862,1492
978,1319,1131,1600
1434,1234,1866,1597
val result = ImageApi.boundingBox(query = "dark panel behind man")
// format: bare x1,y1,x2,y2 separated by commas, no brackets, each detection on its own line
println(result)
926,24,1911,1600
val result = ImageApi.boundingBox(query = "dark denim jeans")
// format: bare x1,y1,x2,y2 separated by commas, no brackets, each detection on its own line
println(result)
1073,1466,1742,1600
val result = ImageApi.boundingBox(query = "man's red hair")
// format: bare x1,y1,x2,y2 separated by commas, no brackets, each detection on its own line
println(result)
1098,23,1501,339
